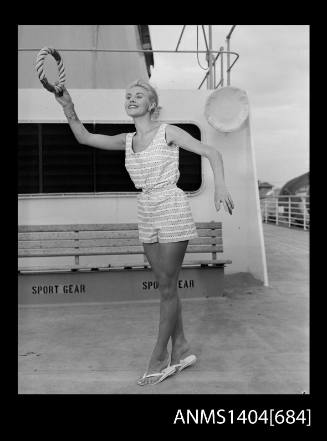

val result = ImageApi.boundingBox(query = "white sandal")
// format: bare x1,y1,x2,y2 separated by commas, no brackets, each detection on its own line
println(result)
170,354,197,373
137,365,176,386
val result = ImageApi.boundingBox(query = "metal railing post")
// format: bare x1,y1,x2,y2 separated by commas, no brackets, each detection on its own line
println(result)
276,198,279,225
226,25,236,86
226,38,230,86
303,198,307,231
214,57,216,87
288,197,291,228
208,25,214,89
220,46,224,87
264,199,268,223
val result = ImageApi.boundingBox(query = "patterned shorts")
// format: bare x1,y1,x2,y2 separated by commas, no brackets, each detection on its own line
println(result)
137,186,198,243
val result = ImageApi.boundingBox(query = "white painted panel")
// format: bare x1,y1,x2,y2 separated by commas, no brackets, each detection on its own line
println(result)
18,88,267,283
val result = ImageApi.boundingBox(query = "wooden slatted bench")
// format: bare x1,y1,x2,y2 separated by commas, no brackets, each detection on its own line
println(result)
18,222,231,304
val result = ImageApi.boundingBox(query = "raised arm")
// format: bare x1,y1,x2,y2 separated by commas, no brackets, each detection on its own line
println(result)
54,86,126,150
165,124,234,214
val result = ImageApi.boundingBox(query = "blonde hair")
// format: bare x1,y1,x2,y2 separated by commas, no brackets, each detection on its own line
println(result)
127,79,161,119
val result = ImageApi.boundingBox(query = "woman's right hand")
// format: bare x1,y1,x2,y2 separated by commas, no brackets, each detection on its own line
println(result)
54,83,73,108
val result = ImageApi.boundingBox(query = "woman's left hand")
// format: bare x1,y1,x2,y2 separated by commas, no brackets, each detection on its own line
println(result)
214,186,234,215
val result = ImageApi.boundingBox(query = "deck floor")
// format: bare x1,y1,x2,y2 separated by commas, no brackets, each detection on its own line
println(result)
18,223,309,394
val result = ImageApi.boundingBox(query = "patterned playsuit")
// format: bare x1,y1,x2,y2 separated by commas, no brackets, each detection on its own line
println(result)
125,123,198,243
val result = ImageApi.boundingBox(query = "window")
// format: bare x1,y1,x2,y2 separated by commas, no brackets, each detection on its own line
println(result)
42,123,94,193
18,124,39,194
18,123,202,194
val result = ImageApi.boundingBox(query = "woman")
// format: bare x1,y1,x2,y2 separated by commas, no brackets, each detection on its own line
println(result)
55,79,234,386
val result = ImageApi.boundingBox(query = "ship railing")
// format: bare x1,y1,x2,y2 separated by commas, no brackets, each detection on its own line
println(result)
260,195,310,231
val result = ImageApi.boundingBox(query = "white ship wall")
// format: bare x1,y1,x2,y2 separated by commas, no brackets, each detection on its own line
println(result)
18,25,150,88
18,89,268,285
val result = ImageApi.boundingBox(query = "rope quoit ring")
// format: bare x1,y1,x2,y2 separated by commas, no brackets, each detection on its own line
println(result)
35,47,66,96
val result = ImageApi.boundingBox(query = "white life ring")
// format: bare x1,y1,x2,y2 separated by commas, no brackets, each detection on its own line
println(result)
204,86,249,132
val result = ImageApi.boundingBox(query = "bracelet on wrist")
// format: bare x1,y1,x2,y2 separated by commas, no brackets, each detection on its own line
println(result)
63,104,75,118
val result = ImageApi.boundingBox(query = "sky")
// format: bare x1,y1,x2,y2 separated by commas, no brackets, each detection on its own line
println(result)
148,25,309,188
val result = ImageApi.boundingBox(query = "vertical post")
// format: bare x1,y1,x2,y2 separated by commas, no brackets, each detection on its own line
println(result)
214,60,216,88
288,197,291,228
208,25,214,89
264,199,267,223
303,198,307,231
226,37,230,86
226,25,236,86
220,46,224,87
276,197,279,225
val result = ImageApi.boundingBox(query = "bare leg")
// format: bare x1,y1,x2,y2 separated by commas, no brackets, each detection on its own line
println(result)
139,240,188,385
144,242,187,350
143,241,192,364
170,296,192,365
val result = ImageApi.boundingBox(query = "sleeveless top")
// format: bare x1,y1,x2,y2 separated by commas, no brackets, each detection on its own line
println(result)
125,123,180,193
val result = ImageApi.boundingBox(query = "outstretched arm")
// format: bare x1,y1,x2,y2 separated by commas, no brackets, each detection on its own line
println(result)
165,124,234,214
54,86,125,150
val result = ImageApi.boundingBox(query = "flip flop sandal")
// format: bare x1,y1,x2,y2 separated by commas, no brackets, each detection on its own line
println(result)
170,354,197,373
137,365,176,386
